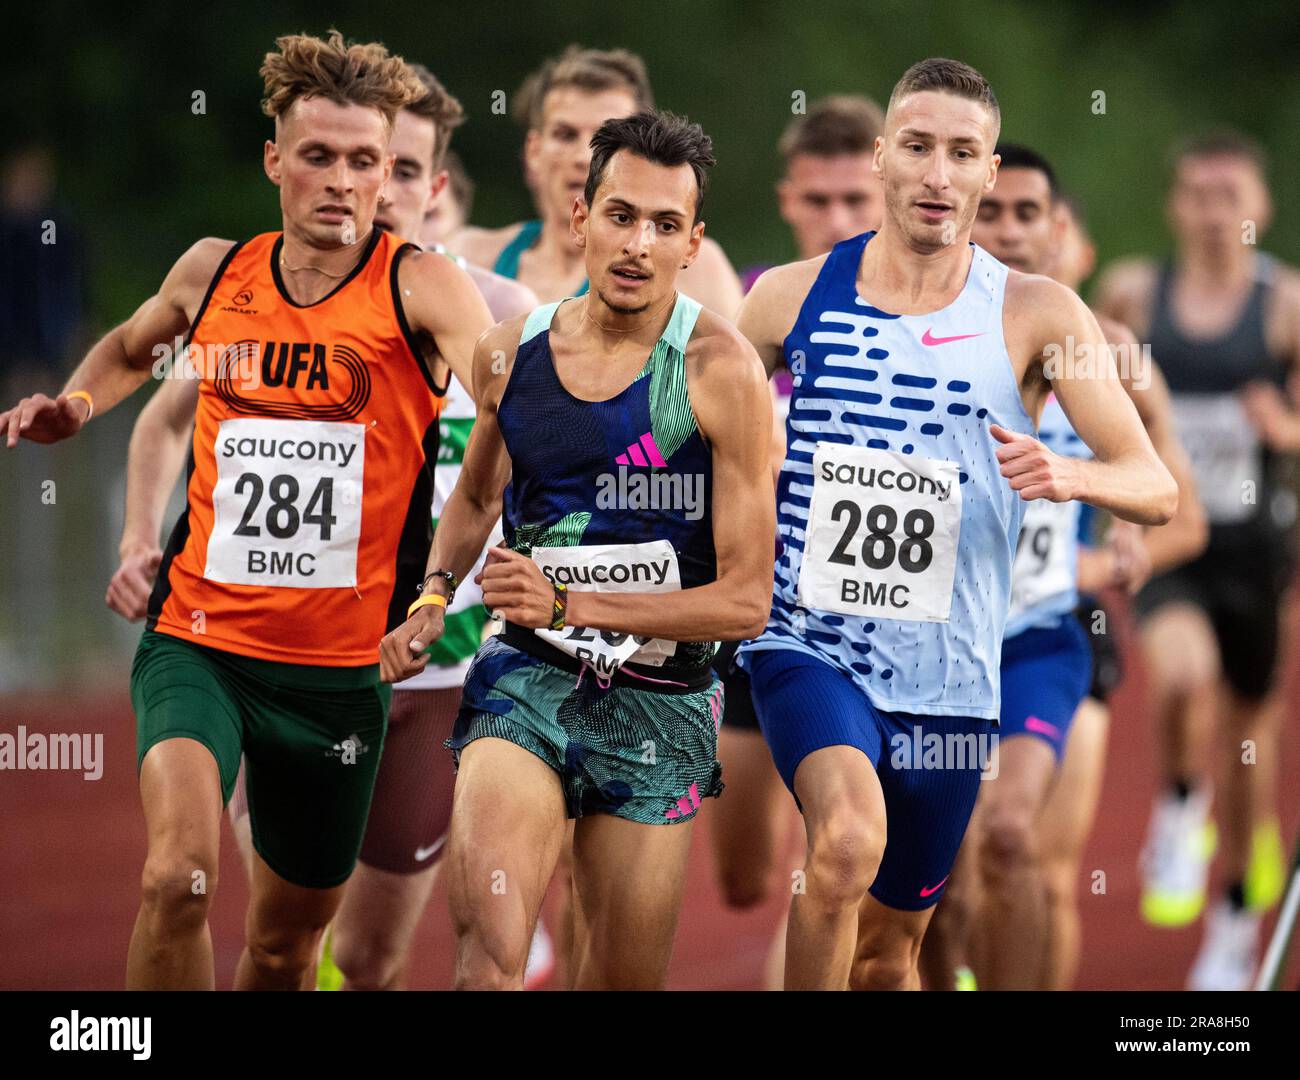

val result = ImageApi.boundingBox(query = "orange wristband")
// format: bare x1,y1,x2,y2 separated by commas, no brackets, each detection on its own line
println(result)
407,593,447,618
67,390,94,422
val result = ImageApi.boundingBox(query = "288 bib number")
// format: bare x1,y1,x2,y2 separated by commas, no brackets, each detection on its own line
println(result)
799,444,961,622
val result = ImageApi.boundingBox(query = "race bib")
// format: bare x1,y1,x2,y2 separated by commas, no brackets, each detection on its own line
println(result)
530,541,681,676
205,418,365,588
798,444,962,622
1009,497,1075,619
1171,394,1260,524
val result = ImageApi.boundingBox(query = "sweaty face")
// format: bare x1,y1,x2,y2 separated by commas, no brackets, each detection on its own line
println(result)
577,150,702,316
879,90,998,252
374,109,438,241
526,86,639,227
973,166,1054,273
268,96,393,247
1169,154,1269,252
779,152,884,258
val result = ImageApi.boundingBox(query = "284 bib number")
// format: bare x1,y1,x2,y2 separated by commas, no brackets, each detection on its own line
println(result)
799,444,962,622
205,418,365,588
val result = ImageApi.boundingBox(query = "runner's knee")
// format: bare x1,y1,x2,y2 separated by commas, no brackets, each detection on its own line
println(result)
804,812,883,907
139,851,217,930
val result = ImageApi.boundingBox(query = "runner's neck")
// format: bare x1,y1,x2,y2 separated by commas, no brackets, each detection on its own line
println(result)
278,227,373,305
1176,244,1256,292
860,221,976,313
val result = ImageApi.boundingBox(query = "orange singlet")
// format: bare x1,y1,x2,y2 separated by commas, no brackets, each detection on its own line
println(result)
146,228,445,666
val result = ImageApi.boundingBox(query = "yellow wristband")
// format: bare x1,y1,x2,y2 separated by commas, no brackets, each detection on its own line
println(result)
407,593,447,618
67,390,94,422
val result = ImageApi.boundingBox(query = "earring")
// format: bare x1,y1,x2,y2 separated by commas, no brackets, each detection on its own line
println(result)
378,194,387,206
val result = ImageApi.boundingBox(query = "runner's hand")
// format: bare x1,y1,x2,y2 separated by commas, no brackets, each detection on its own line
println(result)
2,392,91,448
1241,382,1300,451
1105,519,1152,594
106,544,163,621
991,424,1079,502
477,546,554,628
379,604,443,683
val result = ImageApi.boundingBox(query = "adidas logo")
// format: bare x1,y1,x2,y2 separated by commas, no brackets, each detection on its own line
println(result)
615,431,667,468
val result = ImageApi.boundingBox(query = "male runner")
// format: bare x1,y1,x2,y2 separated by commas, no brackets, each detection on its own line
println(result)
710,95,885,994
1096,130,1300,989
450,45,745,316
4,30,492,990
918,144,1205,990
381,110,775,989
103,61,538,991
734,58,1176,990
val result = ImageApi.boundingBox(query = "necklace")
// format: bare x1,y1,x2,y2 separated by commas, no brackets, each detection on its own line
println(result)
279,234,369,278
582,291,677,335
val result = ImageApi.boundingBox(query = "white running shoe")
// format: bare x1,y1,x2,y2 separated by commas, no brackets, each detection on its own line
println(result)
1187,901,1260,991
1140,788,1214,928
523,918,555,990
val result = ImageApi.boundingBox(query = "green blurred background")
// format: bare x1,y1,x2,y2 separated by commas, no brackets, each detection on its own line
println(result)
3,0,1300,685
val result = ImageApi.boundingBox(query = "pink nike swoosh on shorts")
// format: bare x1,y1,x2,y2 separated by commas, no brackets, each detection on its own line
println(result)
1025,715,1060,738
919,874,950,898
921,329,985,346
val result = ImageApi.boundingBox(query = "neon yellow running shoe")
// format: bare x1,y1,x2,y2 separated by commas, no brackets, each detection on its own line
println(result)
1244,819,1286,912
316,925,344,991
954,965,978,991
1140,792,1215,928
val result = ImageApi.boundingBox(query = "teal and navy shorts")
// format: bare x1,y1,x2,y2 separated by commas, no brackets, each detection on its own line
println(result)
131,629,390,889
449,635,725,824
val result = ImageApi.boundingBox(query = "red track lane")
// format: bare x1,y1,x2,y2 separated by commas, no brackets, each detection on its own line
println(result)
1,597,1296,990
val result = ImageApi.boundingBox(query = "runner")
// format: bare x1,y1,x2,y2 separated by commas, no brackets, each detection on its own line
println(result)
1096,130,1300,989
103,60,540,991
381,110,775,989
918,144,1205,989
710,95,885,994
734,58,1176,990
4,30,493,989
450,45,745,316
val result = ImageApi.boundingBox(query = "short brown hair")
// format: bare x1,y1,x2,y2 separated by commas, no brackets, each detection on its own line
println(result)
779,95,884,166
887,57,999,135
1168,128,1268,181
514,45,654,131
406,63,466,171
260,29,418,129
585,110,715,221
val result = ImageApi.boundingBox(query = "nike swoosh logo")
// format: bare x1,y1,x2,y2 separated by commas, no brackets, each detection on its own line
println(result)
414,837,446,862
919,874,950,898
922,329,984,346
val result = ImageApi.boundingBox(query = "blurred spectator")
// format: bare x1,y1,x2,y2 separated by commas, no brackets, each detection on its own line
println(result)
0,145,84,396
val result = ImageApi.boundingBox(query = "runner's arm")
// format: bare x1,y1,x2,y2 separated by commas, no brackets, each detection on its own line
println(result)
1007,277,1176,526
2,238,230,446
736,265,801,378
1113,338,1207,574
398,247,495,398
379,324,516,681
107,376,200,621
563,329,775,641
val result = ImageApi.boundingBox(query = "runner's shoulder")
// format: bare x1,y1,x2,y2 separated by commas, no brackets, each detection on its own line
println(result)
747,252,829,306
687,307,767,390
164,237,238,313
1005,269,1087,322
465,264,539,321
447,223,518,269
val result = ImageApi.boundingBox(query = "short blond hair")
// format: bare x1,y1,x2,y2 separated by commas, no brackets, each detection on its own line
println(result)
514,45,653,131
260,29,419,129
405,63,466,171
